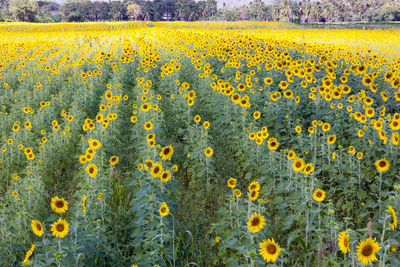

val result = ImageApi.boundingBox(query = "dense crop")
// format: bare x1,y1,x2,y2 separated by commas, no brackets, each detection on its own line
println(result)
0,22,399,266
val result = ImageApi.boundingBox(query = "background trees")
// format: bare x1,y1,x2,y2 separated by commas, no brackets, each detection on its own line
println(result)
1,0,400,23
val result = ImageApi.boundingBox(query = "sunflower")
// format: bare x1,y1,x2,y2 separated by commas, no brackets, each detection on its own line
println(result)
86,163,98,178
234,189,241,197
249,189,259,201
51,196,69,213
227,177,236,188
159,145,174,160
312,189,326,202
327,134,336,145
23,243,35,266
31,220,44,237
303,163,314,175
247,212,265,233
287,150,296,160
253,111,261,120
259,238,281,263
160,170,171,182
144,121,153,131
82,194,87,215
194,115,201,123
144,159,153,171
267,137,279,151
357,237,381,266
248,180,260,192
88,139,101,149
375,158,390,173
292,158,305,172
151,162,163,178
109,156,119,166
51,218,69,238
205,147,213,157
159,202,169,217
338,232,350,253
386,205,397,230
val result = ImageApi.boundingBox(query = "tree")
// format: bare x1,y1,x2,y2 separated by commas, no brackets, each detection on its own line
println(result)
127,2,142,20
9,0,38,22
108,1,127,21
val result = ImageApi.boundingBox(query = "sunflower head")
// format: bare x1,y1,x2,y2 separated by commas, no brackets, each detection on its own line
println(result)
338,232,350,254
51,218,69,238
259,238,281,263
249,189,259,201
205,147,213,157
248,180,260,192
375,158,390,173
31,220,44,237
234,189,241,198
267,137,279,151
357,237,381,266
86,163,98,178
303,163,314,175
159,202,169,217
151,162,163,178
247,212,265,233
227,177,236,188
312,189,326,202
160,170,171,182
160,145,174,161
109,156,119,166
51,196,69,214
292,158,305,172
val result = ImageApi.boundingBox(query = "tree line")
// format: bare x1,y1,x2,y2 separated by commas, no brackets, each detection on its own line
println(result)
0,0,400,23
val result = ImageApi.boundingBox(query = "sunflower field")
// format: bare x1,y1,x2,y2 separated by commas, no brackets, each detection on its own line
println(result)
0,21,399,267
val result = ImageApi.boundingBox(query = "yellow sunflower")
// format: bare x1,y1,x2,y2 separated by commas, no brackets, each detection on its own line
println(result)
151,162,163,178
86,163,98,178
247,212,265,233
248,180,260,192
31,220,44,237
327,134,336,145
312,189,326,202
303,163,314,175
357,237,381,266
160,170,171,182
109,156,119,166
144,121,153,131
205,147,213,157
287,150,296,160
82,194,87,215
375,158,390,173
338,232,350,254
51,218,69,238
249,189,259,201
292,158,305,172
23,243,35,266
234,189,241,198
227,177,236,188
88,139,101,149
159,145,174,161
51,196,69,213
386,205,397,230
259,238,281,263
267,137,279,151
159,202,169,217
